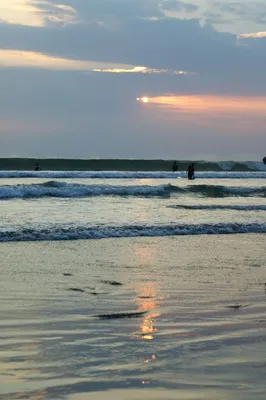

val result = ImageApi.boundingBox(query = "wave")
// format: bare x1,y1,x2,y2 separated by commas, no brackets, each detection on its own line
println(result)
0,181,170,199
218,161,266,171
0,181,265,200
170,204,266,211
0,170,266,179
170,184,266,198
243,161,266,171
1,158,266,172
0,222,265,242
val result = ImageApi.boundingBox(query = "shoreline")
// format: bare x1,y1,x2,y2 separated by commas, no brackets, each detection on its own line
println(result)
1,235,266,399
0,158,263,171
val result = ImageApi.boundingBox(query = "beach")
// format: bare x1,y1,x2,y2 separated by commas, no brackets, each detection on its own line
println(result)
1,235,266,400
0,169,266,399
2,0,266,398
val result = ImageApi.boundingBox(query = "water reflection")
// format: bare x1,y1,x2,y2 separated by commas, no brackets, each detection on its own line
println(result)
5,390,47,400
132,245,161,340
0,341,46,399
134,282,160,340
135,245,156,264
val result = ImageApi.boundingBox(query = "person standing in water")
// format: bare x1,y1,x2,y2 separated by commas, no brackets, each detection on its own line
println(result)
172,161,178,172
34,163,40,171
186,163,195,180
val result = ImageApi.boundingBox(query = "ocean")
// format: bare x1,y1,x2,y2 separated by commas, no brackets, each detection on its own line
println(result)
0,168,266,399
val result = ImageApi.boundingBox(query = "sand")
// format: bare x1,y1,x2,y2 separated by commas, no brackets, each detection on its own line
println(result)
0,234,266,399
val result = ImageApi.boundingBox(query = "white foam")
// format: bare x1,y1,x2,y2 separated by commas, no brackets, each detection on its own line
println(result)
0,170,266,179
0,181,170,199
0,181,265,200
0,222,265,242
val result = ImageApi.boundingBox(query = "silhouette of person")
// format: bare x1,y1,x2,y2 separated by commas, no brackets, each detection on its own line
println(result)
34,163,40,171
172,161,178,172
186,163,195,180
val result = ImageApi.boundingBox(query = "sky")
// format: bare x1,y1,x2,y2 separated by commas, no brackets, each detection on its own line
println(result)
0,0,266,160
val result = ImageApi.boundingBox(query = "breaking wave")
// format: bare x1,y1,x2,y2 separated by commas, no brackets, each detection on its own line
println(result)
0,181,265,200
170,184,266,197
0,170,266,179
0,222,265,242
0,181,171,199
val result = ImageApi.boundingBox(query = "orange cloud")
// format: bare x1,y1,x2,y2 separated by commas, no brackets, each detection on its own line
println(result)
238,31,266,39
0,0,77,27
0,49,189,75
93,67,188,75
137,94,266,133
140,94,266,117
0,49,128,70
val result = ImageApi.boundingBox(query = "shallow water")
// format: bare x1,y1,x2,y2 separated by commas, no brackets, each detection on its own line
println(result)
0,171,266,399
0,173,266,241
0,235,266,400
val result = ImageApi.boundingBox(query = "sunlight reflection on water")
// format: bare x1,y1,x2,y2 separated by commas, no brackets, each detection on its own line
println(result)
0,235,266,400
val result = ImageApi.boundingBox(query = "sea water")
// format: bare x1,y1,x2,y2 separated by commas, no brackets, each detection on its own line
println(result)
0,170,266,399
0,171,266,240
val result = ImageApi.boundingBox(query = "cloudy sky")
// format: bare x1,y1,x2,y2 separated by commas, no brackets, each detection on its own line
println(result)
0,0,266,160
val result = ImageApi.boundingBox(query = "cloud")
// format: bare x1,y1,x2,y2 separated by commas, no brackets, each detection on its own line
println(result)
238,31,266,39
216,2,249,16
0,0,43,27
0,49,96,70
136,94,266,137
46,0,163,23
1,1,266,160
0,66,265,160
93,66,188,74
202,12,233,25
0,15,266,92
0,49,190,75
36,1,78,27
161,1,199,13
0,18,239,70
2,0,266,36
212,1,266,24
143,94,266,116
0,0,77,27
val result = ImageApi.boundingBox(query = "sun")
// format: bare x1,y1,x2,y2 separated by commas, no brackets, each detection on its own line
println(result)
137,97,149,103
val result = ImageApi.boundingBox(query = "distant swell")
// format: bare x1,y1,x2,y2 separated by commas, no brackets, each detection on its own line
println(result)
0,222,265,242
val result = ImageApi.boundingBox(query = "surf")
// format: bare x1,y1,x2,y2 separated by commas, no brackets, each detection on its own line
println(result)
0,222,265,242
0,170,266,179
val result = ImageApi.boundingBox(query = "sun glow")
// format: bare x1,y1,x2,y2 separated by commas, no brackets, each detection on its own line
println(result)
134,282,160,341
140,94,266,116
238,31,266,39
135,94,266,132
137,97,149,103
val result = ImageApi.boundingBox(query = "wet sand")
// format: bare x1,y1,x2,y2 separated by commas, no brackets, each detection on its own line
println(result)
0,234,266,400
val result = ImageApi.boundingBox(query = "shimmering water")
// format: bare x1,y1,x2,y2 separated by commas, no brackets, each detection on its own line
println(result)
0,171,266,399
0,172,265,240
